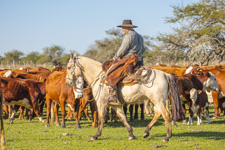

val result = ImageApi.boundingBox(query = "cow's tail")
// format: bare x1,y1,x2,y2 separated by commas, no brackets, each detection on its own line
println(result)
0,89,6,150
165,74,185,121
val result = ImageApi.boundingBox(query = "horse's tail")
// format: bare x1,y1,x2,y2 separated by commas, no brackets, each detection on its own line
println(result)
165,74,185,121
0,89,6,150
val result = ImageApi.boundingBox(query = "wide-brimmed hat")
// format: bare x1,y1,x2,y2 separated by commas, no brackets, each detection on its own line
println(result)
117,20,137,28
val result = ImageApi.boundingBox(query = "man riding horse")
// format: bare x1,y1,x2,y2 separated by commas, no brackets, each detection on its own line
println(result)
106,20,145,103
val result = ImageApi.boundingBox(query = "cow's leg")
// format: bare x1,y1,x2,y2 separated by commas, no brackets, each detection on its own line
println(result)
3,105,9,119
205,106,211,124
129,104,134,124
10,105,20,124
32,97,44,122
59,100,66,128
182,103,187,124
25,108,30,120
134,104,138,120
54,103,60,126
83,105,91,121
104,106,109,123
197,108,201,126
78,98,87,121
19,106,24,120
45,97,51,127
90,101,97,128
187,109,194,125
140,103,144,120
143,105,162,139
212,92,219,119
74,98,81,129
50,101,54,124
65,107,72,120
112,106,135,140
123,104,128,120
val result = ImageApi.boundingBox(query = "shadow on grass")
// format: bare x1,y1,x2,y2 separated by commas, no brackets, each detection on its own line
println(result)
103,118,165,128
173,131,225,140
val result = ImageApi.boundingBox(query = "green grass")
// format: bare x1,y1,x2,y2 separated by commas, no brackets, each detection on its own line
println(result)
2,105,225,150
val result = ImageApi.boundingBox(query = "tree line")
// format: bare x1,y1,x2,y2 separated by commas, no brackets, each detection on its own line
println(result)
1,0,224,68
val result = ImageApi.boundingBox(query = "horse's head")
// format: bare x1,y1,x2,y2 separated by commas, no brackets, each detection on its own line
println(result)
73,76,84,98
66,53,83,87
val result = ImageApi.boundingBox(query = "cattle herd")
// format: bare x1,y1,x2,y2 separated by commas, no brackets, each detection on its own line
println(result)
0,64,225,149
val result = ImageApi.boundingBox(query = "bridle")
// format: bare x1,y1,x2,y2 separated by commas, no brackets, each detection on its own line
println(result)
66,56,104,94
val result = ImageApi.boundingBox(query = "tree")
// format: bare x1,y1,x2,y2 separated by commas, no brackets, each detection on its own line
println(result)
42,45,65,66
21,51,40,65
155,0,225,65
2,50,24,64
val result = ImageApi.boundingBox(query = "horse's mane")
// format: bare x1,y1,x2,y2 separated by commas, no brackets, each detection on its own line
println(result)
79,56,102,69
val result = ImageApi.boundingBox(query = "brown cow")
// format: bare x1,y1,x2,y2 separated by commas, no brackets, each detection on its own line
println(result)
0,77,45,123
45,71,83,128
65,88,97,128
0,87,6,150
78,88,97,128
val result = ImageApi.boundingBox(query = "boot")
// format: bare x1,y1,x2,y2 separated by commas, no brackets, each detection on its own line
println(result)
107,85,118,103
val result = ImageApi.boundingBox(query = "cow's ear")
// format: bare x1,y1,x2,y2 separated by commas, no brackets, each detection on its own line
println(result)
185,91,190,94
198,90,202,94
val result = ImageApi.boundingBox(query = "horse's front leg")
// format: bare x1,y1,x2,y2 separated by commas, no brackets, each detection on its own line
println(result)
112,105,135,140
90,101,107,140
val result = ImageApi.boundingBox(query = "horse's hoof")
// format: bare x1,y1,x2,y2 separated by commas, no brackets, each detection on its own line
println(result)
45,124,50,127
143,132,149,138
90,136,97,141
163,139,169,142
10,120,14,124
128,136,135,140
76,125,81,129
61,124,66,128
212,116,218,120
56,123,60,126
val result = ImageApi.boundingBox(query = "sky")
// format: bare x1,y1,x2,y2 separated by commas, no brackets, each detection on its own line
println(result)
0,0,198,56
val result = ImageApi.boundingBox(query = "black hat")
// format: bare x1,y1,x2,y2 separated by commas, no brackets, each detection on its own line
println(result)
117,20,137,28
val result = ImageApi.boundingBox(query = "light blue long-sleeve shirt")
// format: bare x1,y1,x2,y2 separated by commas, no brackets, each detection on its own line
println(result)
114,30,145,60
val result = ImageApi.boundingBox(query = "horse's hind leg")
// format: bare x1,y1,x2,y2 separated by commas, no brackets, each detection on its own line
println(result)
144,103,172,141
112,106,135,140
161,106,172,141
143,106,161,139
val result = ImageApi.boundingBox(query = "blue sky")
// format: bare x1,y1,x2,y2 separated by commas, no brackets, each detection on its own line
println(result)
0,0,198,56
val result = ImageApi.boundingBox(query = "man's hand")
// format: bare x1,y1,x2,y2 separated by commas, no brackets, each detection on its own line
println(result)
113,57,117,61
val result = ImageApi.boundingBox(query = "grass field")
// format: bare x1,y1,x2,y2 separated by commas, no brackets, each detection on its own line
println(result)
2,104,225,150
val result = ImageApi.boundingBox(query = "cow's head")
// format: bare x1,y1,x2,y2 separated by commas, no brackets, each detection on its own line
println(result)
202,72,219,91
189,88,198,103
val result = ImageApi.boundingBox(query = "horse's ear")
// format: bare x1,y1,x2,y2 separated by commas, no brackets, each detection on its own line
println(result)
70,53,74,59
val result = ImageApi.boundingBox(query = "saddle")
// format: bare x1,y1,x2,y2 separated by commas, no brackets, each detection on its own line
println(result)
102,56,152,86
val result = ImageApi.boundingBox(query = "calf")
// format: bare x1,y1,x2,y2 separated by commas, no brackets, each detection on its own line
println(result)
188,88,211,125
